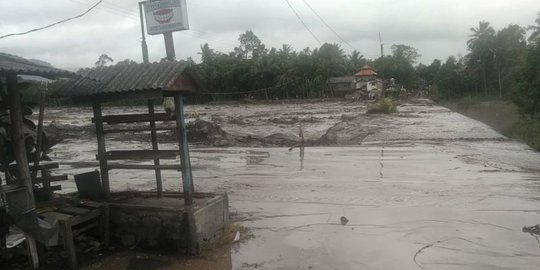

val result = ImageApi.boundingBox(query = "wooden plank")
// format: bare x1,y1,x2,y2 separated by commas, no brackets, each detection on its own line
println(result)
6,163,58,175
103,127,174,134
56,206,90,216
107,164,181,170
72,221,99,237
70,210,101,225
100,204,110,248
58,219,77,269
92,113,175,124
24,234,40,270
33,175,68,184
96,150,179,161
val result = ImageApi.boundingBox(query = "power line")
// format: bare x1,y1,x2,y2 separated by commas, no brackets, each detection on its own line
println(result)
301,0,355,50
0,0,103,40
283,0,321,45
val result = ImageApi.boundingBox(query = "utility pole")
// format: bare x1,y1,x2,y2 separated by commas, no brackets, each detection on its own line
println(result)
379,32,385,99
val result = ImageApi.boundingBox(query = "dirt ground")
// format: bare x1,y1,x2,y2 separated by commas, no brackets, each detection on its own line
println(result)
13,98,540,269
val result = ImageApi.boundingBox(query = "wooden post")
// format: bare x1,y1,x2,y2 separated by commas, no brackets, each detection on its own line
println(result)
7,72,35,211
174,95,193,205
58,219,77,269
148,100,163,196
7,71,40,269
92,102,110,198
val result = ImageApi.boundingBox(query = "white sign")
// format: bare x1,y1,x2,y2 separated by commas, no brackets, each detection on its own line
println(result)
144,0,189,35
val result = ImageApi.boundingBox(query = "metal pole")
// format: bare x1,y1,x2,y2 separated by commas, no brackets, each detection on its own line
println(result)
174,95,193,206
379,32,385,98
163,32,176,60
139,1,149,63
148,100,163,197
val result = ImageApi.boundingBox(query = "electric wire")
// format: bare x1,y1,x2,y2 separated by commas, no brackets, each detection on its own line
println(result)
283,0,321,45
301,0,355,50
0,0,103,40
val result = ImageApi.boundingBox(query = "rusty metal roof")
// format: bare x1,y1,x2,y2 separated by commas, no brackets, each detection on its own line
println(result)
59,60,198,98
354,65,378,77
0,52,75,79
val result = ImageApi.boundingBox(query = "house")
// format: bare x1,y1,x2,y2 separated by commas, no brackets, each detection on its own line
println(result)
326,76,355,96
326,65,382,99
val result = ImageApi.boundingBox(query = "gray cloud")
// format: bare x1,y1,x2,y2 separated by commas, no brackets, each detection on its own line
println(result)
1,0,538,69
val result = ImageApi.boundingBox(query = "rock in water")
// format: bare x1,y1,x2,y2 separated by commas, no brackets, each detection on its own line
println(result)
340,216,349,225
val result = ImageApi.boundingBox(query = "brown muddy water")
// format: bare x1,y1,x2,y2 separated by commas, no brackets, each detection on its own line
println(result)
40,99,540,269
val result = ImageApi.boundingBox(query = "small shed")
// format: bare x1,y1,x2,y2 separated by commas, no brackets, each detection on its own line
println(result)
326,76,356,95
60,60,228,255
59,60,200,200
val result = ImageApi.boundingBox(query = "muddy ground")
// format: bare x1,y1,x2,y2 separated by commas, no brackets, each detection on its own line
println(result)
32,99,540,269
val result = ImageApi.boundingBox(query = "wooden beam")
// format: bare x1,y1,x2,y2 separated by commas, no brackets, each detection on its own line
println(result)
96,150,179,161
92,102,110,198
103,127,174,134
7,71,40,268
148,100,163,197
107,164,181,170
33,174,68,184
92,113,175,124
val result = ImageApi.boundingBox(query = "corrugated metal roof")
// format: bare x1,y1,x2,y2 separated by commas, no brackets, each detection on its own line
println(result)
327,76,355,84
59,60,197,98
0,52,74,78
354,65,378,77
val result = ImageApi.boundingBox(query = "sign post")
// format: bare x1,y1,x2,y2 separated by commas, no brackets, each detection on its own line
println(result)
142,0,189,60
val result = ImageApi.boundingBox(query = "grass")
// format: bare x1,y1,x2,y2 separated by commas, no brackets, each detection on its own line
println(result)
440,96,540,151
367,97,397,114
511,119,540,150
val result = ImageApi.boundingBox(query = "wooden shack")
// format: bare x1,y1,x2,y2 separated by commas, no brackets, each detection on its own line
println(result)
60,60,228,256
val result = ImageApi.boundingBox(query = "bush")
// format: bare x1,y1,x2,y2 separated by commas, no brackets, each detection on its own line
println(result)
511,119,540,150
367,97,397,114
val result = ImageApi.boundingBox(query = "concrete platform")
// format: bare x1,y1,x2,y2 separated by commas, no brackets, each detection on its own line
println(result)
107,192,228,253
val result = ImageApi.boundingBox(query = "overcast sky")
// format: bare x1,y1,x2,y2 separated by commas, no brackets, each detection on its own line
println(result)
1,0,539,70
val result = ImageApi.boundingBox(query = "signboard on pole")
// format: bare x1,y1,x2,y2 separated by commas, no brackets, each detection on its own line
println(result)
143,0,189,35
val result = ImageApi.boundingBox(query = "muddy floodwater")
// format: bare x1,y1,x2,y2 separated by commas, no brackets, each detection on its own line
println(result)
43,99,540,269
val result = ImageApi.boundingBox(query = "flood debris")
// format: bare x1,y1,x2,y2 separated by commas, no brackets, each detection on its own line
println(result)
340,216,349,225
523,224,540,236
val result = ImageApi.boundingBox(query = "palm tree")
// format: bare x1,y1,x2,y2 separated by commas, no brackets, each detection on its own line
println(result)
467,21,496,97
528,12,540,42
348,50,365,72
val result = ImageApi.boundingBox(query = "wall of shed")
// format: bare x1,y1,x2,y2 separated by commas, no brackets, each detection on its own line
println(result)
108,194,229,252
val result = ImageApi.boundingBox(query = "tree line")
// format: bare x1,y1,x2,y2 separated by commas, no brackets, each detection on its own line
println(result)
198,13,540,117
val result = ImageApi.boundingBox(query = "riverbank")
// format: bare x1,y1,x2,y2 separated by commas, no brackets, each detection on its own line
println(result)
440,97,540,150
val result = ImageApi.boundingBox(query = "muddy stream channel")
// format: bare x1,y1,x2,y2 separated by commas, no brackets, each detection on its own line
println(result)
40,99,540,269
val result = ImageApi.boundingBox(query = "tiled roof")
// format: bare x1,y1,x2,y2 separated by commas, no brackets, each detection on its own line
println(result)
354,65,378,77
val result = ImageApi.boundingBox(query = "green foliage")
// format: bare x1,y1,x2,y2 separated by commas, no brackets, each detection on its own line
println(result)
95,54,114,67
512,119,540,150
528,12,540,43
199,30,364,100
367,98,397,114
512,42,540,116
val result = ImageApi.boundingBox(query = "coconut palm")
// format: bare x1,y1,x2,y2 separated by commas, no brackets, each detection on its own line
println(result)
467,21,496,96
528,12,540,42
